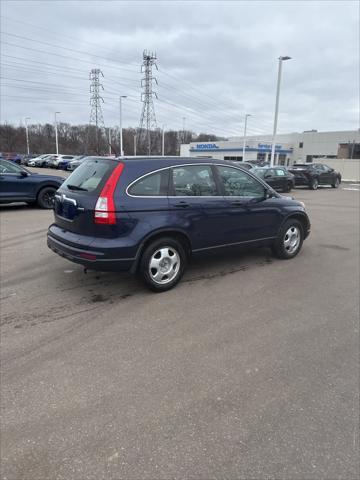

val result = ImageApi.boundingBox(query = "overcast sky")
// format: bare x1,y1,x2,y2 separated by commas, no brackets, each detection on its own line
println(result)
1,0,359,137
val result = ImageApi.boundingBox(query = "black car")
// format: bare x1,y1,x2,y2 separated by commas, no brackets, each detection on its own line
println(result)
253,167,295,192
288,163,341,190
48,156,310,291
0,159,64,208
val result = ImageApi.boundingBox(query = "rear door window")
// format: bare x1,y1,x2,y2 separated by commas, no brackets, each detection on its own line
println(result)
171,165,217,196
61,157,115,193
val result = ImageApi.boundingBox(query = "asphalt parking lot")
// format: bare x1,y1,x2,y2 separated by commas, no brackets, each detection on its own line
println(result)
1,175,359,479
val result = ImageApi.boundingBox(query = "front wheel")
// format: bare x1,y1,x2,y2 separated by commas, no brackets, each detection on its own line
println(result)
37,186,56,209
272,219,304,259
139,237,187,292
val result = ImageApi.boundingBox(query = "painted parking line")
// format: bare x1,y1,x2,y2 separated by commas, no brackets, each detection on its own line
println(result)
342,188,360,191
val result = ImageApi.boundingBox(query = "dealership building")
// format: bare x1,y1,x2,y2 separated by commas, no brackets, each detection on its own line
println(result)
180,130,360,165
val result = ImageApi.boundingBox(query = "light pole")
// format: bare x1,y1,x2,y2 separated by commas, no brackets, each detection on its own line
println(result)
270,56,291,167
24,117,31,155
54,111,60,155
134,134,137,156
108,128,112,155
242,114,251,162
119,95,127,156
162,125,165,156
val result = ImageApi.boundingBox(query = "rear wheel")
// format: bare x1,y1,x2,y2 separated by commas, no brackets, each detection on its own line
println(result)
272,219,304,259
332,177,340,188
139,237,187,292
310,178,319,190
37,186,56,209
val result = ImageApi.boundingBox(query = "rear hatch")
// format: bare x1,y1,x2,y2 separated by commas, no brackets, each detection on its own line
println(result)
288,164,310,179
53,157,121,238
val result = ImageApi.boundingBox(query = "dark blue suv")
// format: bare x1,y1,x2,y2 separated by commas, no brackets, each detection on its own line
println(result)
47,156,310,291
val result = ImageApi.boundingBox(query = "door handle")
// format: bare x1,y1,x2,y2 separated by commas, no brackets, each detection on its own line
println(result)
230,200,244,206
174,201,190,208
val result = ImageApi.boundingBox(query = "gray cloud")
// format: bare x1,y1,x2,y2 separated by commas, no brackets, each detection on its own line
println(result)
1,0,358,136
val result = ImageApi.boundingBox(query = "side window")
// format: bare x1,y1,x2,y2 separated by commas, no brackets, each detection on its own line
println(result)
128,170,167,196
275,168,286,176
217,166,265,197
0,160,22,174
172,165,217,196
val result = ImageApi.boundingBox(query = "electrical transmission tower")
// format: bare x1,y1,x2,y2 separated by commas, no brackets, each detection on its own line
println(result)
138,51,158,155
89,68,106,154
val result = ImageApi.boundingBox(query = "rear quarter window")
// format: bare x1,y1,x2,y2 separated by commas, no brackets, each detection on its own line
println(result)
128,169,169,196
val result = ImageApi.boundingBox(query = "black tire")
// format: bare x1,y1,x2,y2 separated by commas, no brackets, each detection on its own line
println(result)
272,219,304,259
139,237,187,292
310,178,319,190
331,177,340,188
37,186,56,209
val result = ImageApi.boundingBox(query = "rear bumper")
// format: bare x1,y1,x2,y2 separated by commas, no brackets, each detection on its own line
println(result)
47,225,136,271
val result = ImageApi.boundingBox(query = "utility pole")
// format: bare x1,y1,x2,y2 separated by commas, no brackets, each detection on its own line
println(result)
134,134,137,156
54,111,60,155
242,114,251,162
119,95,127,156
24,117,30,155
138,51,158,155
89,68,106,154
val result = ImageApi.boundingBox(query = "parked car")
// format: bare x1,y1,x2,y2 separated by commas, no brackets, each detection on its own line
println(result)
67,156,89,171
56,155,79,170
28,154,53,167
21,154,37,165
0,159,64,208
288,163,341,189
45,155,76,169
253,166,295,192
0,152,22,164
47,156,310,291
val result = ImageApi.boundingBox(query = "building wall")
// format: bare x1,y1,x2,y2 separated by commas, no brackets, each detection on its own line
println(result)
182,130,360,164
317,158,360,182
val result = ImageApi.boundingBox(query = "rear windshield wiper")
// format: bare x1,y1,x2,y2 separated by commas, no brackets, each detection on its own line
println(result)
66,184,88,191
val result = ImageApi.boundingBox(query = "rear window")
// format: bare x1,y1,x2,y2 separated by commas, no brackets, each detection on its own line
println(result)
61,157,115,193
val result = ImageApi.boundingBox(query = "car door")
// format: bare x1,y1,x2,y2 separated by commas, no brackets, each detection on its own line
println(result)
215,165,283,244
319,164,335,185
264,168,283,190
273,168,288,190
0,160,35,200
168,164,226,250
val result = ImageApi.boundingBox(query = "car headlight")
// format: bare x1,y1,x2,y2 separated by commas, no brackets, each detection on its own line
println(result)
299,201,306,209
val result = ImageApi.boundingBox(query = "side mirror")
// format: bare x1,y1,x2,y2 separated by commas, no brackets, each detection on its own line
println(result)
265,188,276,199
264,173,272,179
20,171,29,177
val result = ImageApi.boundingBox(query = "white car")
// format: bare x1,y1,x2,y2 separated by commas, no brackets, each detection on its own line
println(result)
46,155,77,169
27,154,53,167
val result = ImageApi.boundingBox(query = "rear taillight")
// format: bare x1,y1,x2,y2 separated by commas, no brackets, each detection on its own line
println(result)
94,162,124,225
